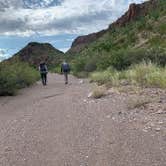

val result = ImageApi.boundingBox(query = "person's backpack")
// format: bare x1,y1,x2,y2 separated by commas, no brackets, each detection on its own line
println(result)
62,63,70,72
40,63,47,73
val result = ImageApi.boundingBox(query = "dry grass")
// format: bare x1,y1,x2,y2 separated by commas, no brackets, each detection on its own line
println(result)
127,96,152,110
92,86,107,99
90,62,166,89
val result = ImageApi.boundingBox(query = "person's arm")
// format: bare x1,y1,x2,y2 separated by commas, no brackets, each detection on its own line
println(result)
68,64,71,72
45,65,48,73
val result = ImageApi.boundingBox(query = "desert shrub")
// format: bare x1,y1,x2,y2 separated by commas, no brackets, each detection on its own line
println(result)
145,47,166,66
127,32,137,45
157,23,166,35
0,61,39,96
135,17,146,31
90,71,111,84
84,59,97,72
96,53,112,70
146,70,166,88
125,62,166,88
149,36,163,47
73,71,88,78
110,48,166,70
92,86,107,99
90,62,166,89
127,96,152,110
49,65,61,74
106,49,147,70
90,69,121,86
71,57,86,73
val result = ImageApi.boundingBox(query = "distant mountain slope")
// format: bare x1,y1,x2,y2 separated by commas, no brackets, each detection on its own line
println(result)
9,42,64,68
68,0,162,54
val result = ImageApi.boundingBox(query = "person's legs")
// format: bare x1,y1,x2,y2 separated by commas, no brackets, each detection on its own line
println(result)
41,73,44,85
64,72,68,84
44,73,47,85
41,73,46,85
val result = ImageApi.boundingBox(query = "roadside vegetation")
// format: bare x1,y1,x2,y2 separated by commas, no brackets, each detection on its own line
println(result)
0,60,39,96
90,62,166,89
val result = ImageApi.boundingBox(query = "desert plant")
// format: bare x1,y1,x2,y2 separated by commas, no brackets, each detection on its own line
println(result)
127,96,152,109
0,61,39,96
92,86,107,99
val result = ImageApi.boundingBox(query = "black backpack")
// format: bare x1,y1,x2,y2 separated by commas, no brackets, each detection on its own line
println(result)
62,63,70,72
40,63,47,73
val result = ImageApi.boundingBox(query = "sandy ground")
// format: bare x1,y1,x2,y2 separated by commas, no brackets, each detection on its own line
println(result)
0,74,165,166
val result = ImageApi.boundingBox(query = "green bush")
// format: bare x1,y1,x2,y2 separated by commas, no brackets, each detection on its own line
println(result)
90,68,122,86
158,23,166,35
71,57,86,73
90,71,112,84
90,62,166,89
145,47,166,66
0,61,39,96
125,62,166,88
49,65,61,74
84,59,97,72
123,62,166,88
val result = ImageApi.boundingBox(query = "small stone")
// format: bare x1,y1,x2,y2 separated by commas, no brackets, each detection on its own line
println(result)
145,126,151,129
106,115,111,119
155,128,161,132
112,117,116,120
156,110,163,114
88,92,93,98
150,122,155,127
118,111,122,115
79,80,84,84
83,99,87,102
142,129,148,132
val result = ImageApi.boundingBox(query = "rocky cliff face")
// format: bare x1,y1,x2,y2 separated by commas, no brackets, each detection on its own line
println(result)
69,30,107,54
13,42,64,67
111,0,157,28
68,0,157,54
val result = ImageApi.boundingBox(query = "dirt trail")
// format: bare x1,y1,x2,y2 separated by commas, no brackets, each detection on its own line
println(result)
0,74,165,166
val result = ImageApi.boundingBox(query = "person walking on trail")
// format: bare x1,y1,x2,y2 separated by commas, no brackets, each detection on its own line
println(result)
39,62,48,86
61,61,70,84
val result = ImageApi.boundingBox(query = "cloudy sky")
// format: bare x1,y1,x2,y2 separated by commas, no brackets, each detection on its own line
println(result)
0,0,146,61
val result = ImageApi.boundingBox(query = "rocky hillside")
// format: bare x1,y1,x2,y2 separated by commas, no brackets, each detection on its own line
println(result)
110,0,157,28
70,0,165,75
69,30,107,54
68,0,161,54
9,42,64,68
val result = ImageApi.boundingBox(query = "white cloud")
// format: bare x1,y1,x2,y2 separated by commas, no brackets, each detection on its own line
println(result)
0,0,146,36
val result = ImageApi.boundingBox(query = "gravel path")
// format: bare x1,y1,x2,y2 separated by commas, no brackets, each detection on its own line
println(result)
0,74,165,166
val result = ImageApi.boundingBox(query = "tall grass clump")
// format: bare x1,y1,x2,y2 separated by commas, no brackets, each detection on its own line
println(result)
125,62,166,88
90,67,122,86
90,62,166,89
0,61,39,96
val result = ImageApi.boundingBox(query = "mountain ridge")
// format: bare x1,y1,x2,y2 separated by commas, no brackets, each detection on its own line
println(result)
68,0,158,54
7,42,64,68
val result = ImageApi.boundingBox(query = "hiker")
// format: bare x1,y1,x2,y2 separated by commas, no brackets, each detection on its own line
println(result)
61,61,70,84
39,62,48,86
